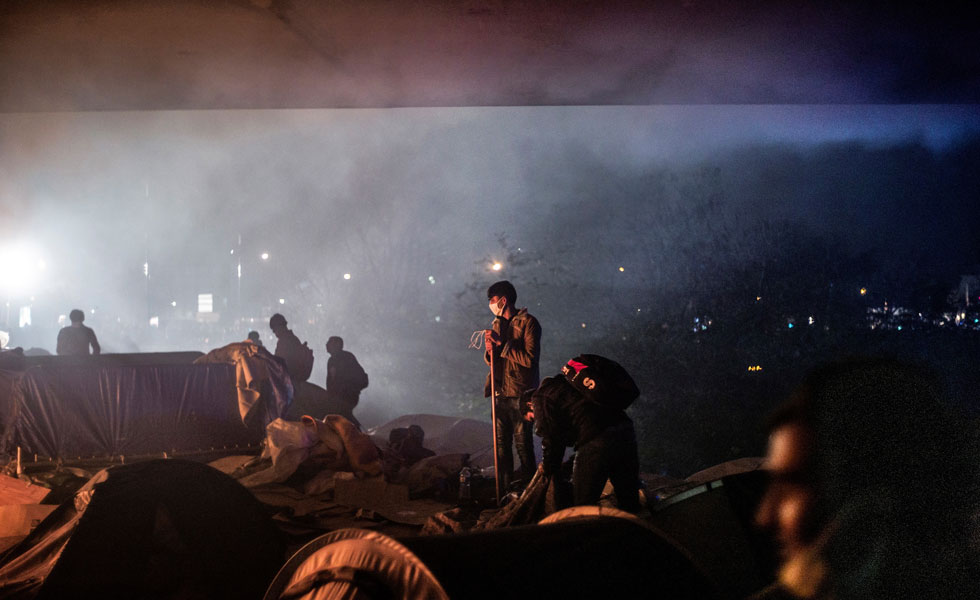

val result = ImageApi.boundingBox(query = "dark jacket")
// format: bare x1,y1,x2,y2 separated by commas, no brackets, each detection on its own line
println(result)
56,324,101,355
326,349,368,403
483,307,541,398
532,376,630,475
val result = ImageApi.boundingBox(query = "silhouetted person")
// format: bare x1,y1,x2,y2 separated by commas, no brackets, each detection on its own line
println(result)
56,309,100,355
269,313,313,383
246,330,263,347
752,358,979,600
325,336,367,429
483,280,540,489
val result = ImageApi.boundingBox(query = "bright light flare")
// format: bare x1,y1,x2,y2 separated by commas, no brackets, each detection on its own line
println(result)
491,262,502,271
261,252,270,261
343,273,351,280
0,242,46,295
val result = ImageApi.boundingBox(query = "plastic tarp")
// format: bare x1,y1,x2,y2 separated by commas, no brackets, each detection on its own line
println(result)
193,342,293,426
0,358,263,461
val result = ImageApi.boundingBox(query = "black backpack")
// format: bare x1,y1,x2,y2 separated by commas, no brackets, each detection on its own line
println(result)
560,354,640,410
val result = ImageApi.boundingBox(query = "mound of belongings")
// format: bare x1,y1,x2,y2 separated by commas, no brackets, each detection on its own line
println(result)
236,415,382,488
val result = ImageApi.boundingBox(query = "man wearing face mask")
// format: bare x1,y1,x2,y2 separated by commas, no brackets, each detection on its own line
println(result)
483,280,541,491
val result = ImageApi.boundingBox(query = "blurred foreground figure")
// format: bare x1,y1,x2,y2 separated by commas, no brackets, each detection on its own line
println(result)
56,308,100,355
531,354,641,512
753,358,979,600
269,313,313,383
325,335,368,429
246,330,264,347
483,280,541,490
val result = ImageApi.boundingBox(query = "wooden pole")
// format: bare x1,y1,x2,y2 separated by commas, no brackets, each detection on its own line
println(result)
489,345,502,505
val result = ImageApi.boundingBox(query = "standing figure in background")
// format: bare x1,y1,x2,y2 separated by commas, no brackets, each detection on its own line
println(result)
246,330,264,347
483,280,541,490
325,336,367,430
269,313,313,383
56,309,101,355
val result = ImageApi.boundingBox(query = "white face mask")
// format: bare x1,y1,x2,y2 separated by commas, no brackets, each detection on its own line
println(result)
489,298,505,317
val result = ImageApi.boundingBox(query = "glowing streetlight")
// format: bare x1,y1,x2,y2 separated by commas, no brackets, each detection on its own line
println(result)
261,252,270,261
618,266,625,272
343,273,351,280
860,287,867,296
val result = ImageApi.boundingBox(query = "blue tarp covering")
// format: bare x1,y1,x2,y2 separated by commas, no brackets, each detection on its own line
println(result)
0,354,264,460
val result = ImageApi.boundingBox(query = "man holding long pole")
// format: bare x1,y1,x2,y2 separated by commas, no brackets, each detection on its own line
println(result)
483,280,541,500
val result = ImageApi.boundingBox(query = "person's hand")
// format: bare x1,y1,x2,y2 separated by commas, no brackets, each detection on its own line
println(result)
484,330,501,352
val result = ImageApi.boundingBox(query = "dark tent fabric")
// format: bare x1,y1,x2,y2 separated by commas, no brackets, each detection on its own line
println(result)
0,459,285,600
649,469,777,598
399,516,722,599
0,358,263,461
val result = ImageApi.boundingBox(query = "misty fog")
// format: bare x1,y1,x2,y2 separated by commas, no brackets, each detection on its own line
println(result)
3,104,980,469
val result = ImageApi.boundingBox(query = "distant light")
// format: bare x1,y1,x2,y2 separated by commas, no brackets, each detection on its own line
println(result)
143,262,149,277
788,323,794,328
860,287,867,296
149,316,159,328
343,273,351,280
278,298,285,304
230,249,234,255
581,323,586,328
170,301,177,307
237,264,241,278
491,262,502,271
974,319,979,324
90,308,96,314
261,252,269,261
808,316,814,325
18,306,31,328
198,294,213,313
428,275,436,285
618,266,625,272
897,325,903,331
637,308,641,312
756,296,761,302
435,315,441,322
58,314,67,326
748,365,763,372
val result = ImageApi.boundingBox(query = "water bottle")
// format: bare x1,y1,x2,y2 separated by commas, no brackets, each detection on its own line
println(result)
459,467,472,502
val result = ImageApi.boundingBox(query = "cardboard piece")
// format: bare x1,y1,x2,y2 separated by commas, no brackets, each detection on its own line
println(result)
0,503,58,554
0,473,50,506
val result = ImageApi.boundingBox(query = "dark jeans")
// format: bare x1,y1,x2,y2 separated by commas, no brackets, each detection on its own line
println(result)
494,396,536,489
572,419,640,512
